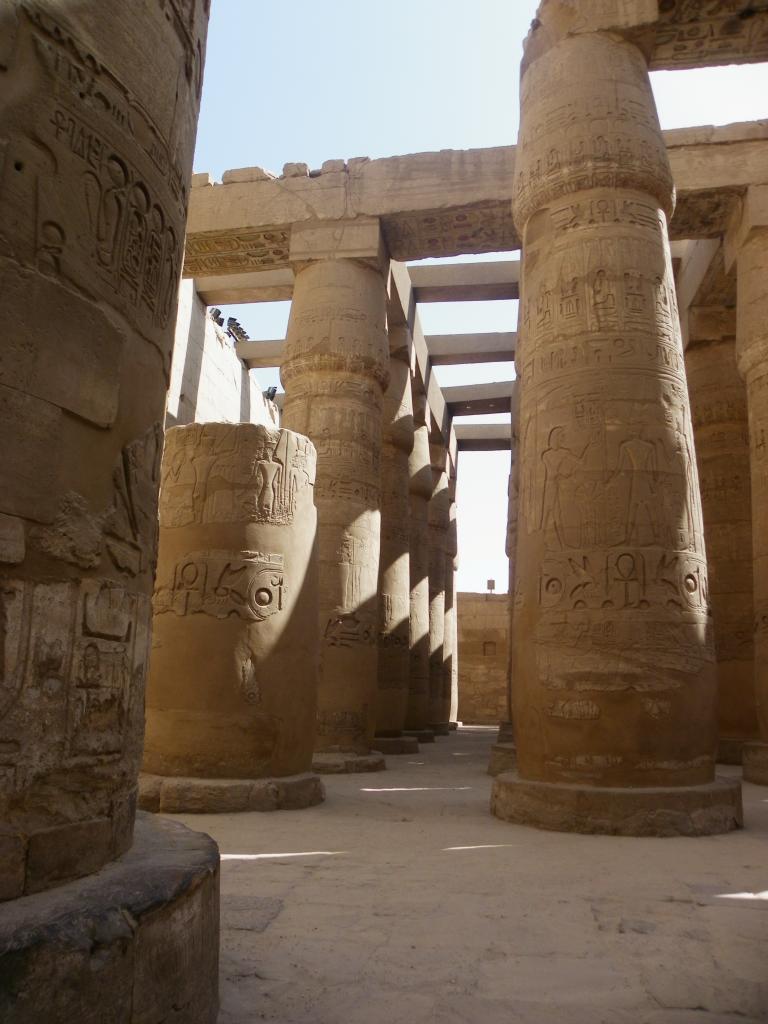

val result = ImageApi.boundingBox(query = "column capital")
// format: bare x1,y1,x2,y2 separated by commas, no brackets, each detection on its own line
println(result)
724,185,768,272
289,217,388,275
522,0,658,72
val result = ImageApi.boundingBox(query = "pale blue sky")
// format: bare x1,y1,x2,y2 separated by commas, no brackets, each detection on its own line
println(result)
193,0,768,591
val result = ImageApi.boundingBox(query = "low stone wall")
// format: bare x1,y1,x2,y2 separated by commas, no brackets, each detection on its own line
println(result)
456,593,509,725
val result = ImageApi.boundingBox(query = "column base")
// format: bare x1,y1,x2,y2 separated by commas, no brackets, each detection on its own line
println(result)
743,742,768,785
449,721,459,731
490,771,743,837
0,814,218,1023
717,737,746,765
487,742,517,777
312,751,386,774
497,720,515,744
404,729,436,743
429,723,451,737
138,772,325,814
373,736,420,755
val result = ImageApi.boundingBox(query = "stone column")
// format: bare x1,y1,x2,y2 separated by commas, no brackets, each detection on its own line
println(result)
728,188,768,785
444,479,459,728
281,219,389,774
685,309,757,765
428,445,451,736
374,335,417,755
141,423,324,812
491,6,741,836
0,2,218,1018
489,427,520,777
405,386,435,741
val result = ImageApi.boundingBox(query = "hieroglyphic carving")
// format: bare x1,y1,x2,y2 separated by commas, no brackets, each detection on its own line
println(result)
651,2,768,71
160,423,315,529
510,28,716,792
183,227,290,277
145,424,319,782
154,550,285,622
382,202,519,262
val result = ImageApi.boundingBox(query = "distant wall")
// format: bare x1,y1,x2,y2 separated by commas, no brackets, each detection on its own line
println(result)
167,280,277,428
457,592,509,725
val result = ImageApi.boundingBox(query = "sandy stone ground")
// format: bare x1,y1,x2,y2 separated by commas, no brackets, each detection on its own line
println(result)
169,727,768,1024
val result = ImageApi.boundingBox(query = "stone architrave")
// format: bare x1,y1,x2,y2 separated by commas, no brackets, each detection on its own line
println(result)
444,481,459,727
685,309,758,765
374,338,417,755
728,186,768,785
141,423,324,812
491,6,741,836
405,387,435,740
0,2,218,1019
281,219,389,774
428,447,451,736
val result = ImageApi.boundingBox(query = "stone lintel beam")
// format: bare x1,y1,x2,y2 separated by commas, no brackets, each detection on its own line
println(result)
409,260,520,302
184,123,768,275
455,423,514,452
427,332,516,365
236,331,518,371
443,381,516,418
236,339,285,369
195,268,294,304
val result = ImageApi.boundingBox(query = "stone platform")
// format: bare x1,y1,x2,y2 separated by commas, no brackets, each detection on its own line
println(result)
487,742,517,777
430,724,451,737
0,814,219,1024
313,752,386,774
743,742,768,785
404,729,435,743
373,736,419,755
717,738,746,765
491,771,743,837
139,772,325,813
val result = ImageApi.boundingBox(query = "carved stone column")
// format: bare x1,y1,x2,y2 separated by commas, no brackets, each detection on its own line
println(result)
0,2,218,1018
141,423,324,812
374,337,417,755
404,387,434,741
489,425,520,777
729,188,768,785
444,479,458,728
491,6,741,835
428,445,451,736
685,308,757,765
281,220,389,774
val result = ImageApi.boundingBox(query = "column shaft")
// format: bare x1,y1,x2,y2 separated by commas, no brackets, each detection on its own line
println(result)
375,351,413,737
735,229,768,784
0,0,209,898
685,320,757,764
281,230,389,771
428,449,450,734
492,16,740,834
406,398,433,732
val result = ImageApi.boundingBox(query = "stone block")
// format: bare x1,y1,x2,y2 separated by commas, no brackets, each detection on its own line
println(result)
321,159,346,173
0,815,219,1024
0,827,25,901
743,742,768,785
191,172,214,187
282,162,309,178
25,818,115,894
491,772,743,837
0,513,24,563
160,778,252,814
222,166,276,183
313,752,386,774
